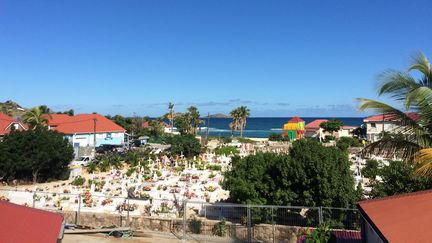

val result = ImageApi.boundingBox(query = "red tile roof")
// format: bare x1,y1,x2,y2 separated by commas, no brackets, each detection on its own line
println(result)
0,112,26,135
288,116,304,123
305,119,328,130
48,114,126,134
364,112,419,122
358,189,432,242
0,201,64,243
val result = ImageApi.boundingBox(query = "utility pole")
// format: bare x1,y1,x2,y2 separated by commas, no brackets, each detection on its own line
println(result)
93,118,97,149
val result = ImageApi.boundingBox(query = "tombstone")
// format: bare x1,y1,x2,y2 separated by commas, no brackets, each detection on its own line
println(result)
90,183,95,193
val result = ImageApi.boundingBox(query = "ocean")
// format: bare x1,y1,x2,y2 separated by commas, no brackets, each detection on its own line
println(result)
197,117,364,138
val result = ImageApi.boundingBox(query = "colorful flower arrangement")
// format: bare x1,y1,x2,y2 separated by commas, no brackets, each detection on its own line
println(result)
101,198,113,206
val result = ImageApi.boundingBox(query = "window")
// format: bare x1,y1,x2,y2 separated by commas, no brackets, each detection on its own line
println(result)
371,123,376,128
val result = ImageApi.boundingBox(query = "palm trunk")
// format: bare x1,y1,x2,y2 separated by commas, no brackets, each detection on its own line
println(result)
32,169,39,184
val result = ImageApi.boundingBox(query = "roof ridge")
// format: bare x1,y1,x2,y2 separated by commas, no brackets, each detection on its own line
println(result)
0,200,64,217
358,189,432,205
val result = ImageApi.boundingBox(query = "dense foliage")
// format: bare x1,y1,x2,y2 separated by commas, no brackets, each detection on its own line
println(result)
214,146,239,156
0,128,74,183
361,159,379,179
268,133,290,142
363,160,432,198
165,134,201,158
173,106,203,135
223,139,359,207
319,119,344,133
335,137,362,150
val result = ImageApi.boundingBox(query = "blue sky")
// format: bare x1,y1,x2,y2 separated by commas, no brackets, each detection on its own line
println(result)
0,0,431,117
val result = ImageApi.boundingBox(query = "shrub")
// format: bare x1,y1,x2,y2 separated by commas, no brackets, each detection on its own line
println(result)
215,146,239,156
71,176,86,186
87,163,97,174
126,167,136,177
212,219,227,237
207,164,222,171
303,223,331,243
268,133,290,142
361,159,380,179
188,217,202,234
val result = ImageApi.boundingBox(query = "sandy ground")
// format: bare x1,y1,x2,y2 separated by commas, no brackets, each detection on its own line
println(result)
62,231,233,243
63,232,182,243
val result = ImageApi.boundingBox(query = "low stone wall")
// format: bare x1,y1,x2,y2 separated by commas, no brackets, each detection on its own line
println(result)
64,211,304,242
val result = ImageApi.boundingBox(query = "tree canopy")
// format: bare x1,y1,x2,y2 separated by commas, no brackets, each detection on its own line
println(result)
363,160,432,198
0,128,74,183
319,119,344,133
165,134,201,158
223,139,360,207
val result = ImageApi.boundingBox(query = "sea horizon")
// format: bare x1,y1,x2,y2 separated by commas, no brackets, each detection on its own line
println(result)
197,117,364,138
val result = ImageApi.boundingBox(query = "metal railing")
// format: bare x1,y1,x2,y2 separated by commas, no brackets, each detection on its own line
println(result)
0,188,360,242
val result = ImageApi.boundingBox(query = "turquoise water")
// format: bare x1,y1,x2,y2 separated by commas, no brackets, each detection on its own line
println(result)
197,117,364,138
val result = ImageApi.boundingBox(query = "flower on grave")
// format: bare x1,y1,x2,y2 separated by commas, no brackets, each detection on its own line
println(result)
63,189,70,193
101,198,113,206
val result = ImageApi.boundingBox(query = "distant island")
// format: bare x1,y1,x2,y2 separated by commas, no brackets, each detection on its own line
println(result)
207,113,230,118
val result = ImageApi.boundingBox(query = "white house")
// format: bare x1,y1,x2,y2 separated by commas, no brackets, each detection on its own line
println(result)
48,114,126,147
363,112,419,142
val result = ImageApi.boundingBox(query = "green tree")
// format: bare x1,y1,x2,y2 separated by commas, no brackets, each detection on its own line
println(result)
223,139,358,207
369,160,432,198
174,114,192,135
361,159,380,179
23,106,52,130
0,128,74,183
319,119,344,133
187,106,202,135
166,134,201,158
358,53,432,176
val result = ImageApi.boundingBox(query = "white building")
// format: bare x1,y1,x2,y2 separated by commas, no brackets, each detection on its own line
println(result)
363,112,419,142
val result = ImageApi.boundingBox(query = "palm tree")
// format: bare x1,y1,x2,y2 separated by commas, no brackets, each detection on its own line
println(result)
187,106,202,135
229,121,237,137
22,106,52,130
358,52,432,176
168,102,175,133
230,108,240,137
237,106,250,137
230,106,250,137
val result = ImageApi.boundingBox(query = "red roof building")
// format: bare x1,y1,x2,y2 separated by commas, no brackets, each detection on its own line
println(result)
0,112,26,136
358,190,432,242
48,114,125,134
363,112,419,122
47,114,126,147
363,112,419,142
0,201,64,243
305,119,328,130
288,116,304,123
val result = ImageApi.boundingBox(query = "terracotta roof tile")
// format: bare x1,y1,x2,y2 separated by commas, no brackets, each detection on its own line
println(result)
48,114,125,134
305,119,328,130
358,189,432,242
0,201,64,243
364,112,419,122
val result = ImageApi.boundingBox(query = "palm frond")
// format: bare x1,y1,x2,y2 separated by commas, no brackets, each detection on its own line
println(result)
413,148,432,176
362,135,421,161
378,70,419,101
408,52,432,84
